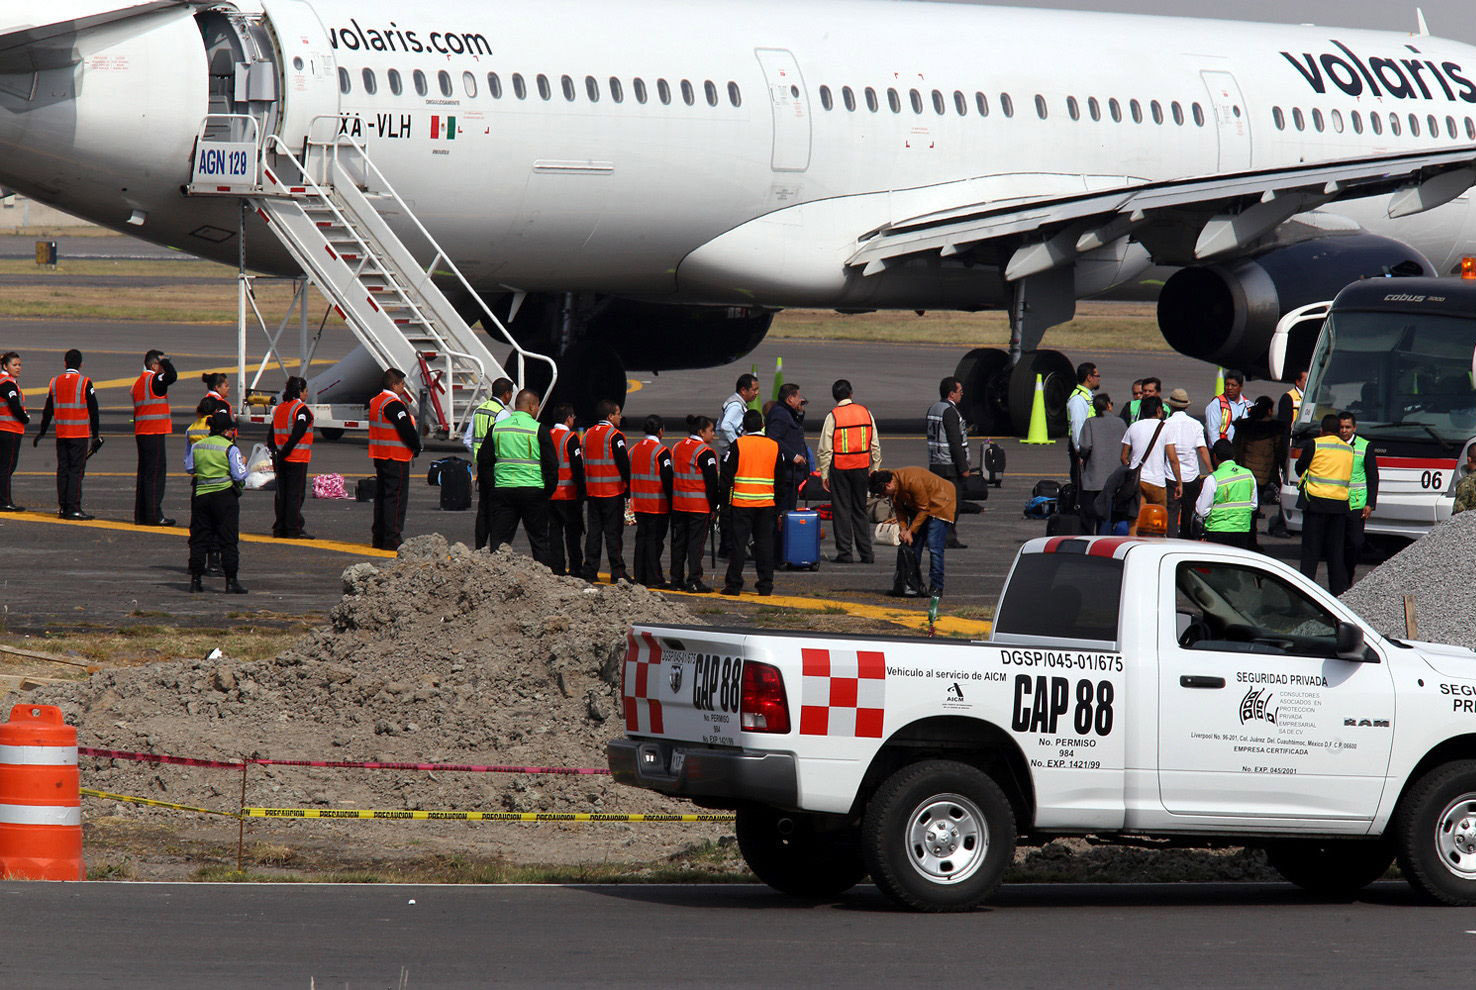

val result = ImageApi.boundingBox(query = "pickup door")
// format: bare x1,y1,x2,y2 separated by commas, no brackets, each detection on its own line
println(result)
1155,550,1394,828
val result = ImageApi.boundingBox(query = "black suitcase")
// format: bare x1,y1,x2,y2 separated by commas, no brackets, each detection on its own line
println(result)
1056,482,1078,514
960,474,990,502
438,460,473,510
982,440,1006,487
355,477,376,502
1032,479,1061,500
1045,513,1083,536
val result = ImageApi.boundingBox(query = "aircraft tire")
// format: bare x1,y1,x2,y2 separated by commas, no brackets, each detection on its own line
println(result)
1007,349,1074,439
953,347,1013,436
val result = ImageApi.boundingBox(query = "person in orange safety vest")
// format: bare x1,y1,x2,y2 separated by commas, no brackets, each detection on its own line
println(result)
368,368,422,550
629,414,674,588
720,409,784,597
546,402,586,577
0,351,30,512
269,375,315,539
131,347,178,527
579,399,631,583
33,348,100,520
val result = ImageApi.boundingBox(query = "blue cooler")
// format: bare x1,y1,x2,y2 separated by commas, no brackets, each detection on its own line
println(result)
781,509,821,570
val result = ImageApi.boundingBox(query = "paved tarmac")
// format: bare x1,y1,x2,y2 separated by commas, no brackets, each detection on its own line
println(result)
4,880,1473,987
0,303,1328,632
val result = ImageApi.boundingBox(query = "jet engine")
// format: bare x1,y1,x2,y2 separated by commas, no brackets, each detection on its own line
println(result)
1156,233,1432,379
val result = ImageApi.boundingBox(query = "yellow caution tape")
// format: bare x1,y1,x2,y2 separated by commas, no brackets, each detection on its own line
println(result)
244,807,735,822
82,787,240,818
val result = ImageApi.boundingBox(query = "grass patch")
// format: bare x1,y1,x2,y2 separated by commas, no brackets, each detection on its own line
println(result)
769,303,1168,351
948,605,995,621
6,617,318,666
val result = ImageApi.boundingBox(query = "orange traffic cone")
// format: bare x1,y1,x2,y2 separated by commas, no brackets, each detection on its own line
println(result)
0,705,84,880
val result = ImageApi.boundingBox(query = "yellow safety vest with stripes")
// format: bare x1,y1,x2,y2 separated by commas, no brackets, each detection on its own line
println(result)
1204,461,1257,533
1347,435,1370,510
1302,436,1354,501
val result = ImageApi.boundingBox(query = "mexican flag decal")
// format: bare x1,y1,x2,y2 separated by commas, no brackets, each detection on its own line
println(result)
430,115,457,140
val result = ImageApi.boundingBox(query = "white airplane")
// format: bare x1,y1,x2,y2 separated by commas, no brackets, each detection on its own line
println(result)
5,0,1476,431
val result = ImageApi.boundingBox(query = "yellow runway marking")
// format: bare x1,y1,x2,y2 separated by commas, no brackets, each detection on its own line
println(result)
18,357,338,398
0,510,396,558
626,378,643,394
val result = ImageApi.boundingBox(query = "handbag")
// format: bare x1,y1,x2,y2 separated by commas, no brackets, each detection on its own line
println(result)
873,521,902,546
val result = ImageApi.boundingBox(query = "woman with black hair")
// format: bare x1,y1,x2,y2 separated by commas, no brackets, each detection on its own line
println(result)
269,376,314,539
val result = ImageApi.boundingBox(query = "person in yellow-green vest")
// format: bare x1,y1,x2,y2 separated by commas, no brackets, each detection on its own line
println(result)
1195,440,1258,550
1294,414,1355,595
1066,362,1100,490
462,376,513,458
1338,410,1380,589
478,388,557,563
184,410,248,594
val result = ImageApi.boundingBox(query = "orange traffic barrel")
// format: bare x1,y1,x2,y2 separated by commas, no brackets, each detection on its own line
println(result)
0,705,84,880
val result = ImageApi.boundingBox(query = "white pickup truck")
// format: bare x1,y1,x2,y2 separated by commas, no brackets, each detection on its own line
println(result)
609,535,1476,911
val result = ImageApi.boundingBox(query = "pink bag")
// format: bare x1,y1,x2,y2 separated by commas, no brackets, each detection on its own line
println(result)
312,473,349,499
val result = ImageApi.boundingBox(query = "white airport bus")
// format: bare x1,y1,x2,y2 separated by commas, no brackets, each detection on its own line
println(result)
1279,276,1476,540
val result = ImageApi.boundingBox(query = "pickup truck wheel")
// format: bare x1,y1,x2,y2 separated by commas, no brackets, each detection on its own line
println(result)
735,806,866,898
1395,761,1476,905
1264,839,1394,897
862,759,1015,912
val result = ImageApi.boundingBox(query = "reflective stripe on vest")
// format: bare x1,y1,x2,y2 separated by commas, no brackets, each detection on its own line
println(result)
1205,463,1257,532
1303,436,1354,500
50,372,91,439
1071,384,1097,417
0,374,24,434
368,390,414,462
491,411,543,488
731,434,778,507
552,427,578,501
926,400,969,468
583,423,626,497
831,402,873,471
1348,435,1370,510
192,434,236,495
672,436,714,513
470,397,505,457
187,418,210,447
272,399,313,463
130,371,172,436
1214,395,1233,439
1286,386,1303,423
630,436,670,514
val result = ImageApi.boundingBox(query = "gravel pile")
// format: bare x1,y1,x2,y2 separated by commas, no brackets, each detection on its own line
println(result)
1341,510,1476,648
18,536,722,864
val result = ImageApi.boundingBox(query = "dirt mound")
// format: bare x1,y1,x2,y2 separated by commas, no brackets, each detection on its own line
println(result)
22,536,721,866
1341,510,1476,649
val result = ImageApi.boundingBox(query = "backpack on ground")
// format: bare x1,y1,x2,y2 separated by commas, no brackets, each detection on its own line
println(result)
355,477,376,502
1023,495,1057,519
1031,479,1061,500
438,459,473,511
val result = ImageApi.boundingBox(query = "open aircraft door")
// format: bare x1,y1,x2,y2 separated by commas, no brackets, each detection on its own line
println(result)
259,0,339,151
754,48,811,172
1200,71,1251,172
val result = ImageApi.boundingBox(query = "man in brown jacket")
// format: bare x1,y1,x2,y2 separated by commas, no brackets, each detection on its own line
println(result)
870,467,956,596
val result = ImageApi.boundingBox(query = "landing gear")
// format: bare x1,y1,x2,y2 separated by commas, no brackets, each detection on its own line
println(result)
1007,349,1074,439
526,340,627,424
954,347,1014,435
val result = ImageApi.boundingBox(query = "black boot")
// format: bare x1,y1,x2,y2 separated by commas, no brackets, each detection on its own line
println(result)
189,575,204,593
225,577,248,594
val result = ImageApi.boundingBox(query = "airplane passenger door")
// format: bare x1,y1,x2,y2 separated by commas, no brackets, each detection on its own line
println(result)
753,48,811,172
1200,71,1251,172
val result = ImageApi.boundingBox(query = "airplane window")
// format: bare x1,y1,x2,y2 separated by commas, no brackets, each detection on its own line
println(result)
932,89,945,115
634,78,647,104
681,79,695,106
586,76,600,102
1429,113,1441,138
486,72,500,99
536,74,551,100
705,80,718,106
438,71,453,98
1192,102,1205,126
1108,97,1121,122
1088,96,1101,121
1447,115,1457,138
1129,99,1142,123
1371,111,1382,135
1409,113,1420,137
561,75,575,101
844,86,857,111
1292,107,1304,130
609,77,623,103
338,67,350,94
1272,106,1284,130
361,68,377,95
388,69,403,96
953,90,966,116
414,70,428,97
820,85,833,111
887,88,901,113
1331,108,1343,133
1150,99,1162,124
1467,117,1475,140
1351,111,1362,134
1034,94,1047,119
657,79,671,105
513,73,527,100
1172,101,1184,125
728,81,742,107
1000,92,1014,117
909,89,923,114
1389,112,1400,136
1307,106,1320,132
463,72,476,98
1067,96,1079,121
975,92,989,116
866,87,879,112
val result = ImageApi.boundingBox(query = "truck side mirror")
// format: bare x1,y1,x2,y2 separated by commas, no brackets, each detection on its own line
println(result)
1335,621,1368,660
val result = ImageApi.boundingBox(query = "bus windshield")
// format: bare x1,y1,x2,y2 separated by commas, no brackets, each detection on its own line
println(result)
1304,310,1476,446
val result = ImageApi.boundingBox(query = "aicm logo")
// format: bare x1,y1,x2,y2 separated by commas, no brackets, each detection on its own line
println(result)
1240,687,1278,725
668,663,683,693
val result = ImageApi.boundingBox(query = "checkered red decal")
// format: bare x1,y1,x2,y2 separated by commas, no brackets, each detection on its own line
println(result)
622,631,664,734
799,647,886,738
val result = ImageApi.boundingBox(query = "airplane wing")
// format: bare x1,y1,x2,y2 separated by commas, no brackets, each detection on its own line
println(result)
0,2,188,71
847,146,1476,280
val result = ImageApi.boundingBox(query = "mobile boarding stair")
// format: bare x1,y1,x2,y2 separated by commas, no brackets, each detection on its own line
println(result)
185,114,555,440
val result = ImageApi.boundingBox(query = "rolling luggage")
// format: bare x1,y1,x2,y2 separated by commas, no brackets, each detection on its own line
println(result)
355,477,376,502
1045,513,1083,536
438,459,473,511
981,440,1006,487
780,508,821,570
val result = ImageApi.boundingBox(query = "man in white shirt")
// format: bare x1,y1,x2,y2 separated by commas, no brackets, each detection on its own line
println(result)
1162,387,1212,538
1119,395,1168,535
1203,371,1251,446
